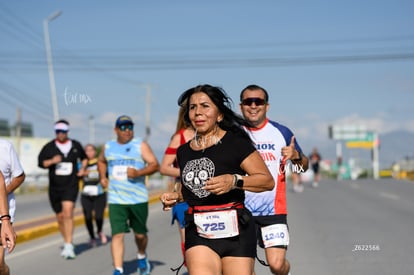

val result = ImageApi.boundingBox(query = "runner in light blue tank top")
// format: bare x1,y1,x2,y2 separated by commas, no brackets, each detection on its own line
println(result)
104,138,148,204
98,115,160,275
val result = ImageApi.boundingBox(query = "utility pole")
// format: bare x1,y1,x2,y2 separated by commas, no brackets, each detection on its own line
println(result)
89,115,95,145
336,141,342,180
372,132,380,180
15,107,22,157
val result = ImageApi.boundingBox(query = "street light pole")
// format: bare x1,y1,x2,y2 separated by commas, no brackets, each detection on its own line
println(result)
43,10,62,122
89,115,95,145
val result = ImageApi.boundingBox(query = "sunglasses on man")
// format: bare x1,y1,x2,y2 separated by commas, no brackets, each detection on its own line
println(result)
55,130,68,134
118,124,134,131
241,97,266,106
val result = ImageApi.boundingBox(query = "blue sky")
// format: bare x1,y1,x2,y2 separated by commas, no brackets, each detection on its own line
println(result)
1,0,413,167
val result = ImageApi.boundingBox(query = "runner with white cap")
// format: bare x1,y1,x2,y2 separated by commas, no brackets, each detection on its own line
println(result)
38,119,87,259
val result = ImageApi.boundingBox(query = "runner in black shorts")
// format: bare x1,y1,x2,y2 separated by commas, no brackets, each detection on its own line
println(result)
160,85,275,275
240,85,309,275
38,119,87,259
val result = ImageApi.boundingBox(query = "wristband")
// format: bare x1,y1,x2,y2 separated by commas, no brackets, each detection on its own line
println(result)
0,214,11,220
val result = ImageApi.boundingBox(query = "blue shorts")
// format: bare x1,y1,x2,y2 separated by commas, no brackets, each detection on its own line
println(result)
171,201,189,228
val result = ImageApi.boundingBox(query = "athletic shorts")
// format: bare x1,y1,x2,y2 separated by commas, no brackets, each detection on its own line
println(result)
185,206,256,258
109,203,148,235
312,163,320,173
48,186,79,214
253,214,289,249
171,201,189,228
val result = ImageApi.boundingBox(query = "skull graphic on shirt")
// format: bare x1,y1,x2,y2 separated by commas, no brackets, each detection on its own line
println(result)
182,157,215,198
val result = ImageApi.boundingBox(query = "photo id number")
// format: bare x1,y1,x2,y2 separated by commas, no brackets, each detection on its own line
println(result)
352,244,380,252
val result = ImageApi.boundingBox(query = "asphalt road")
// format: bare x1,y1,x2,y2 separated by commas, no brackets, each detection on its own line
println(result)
7,178,414,274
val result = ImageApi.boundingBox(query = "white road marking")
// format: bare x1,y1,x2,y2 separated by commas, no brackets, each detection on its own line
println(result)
350,183,360,189
6,230,89,260
379,191,400,200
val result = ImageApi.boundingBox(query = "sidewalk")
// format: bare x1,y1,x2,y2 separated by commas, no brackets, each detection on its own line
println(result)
14,190,165,244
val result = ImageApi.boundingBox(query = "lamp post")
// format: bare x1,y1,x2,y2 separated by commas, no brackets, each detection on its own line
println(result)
89,115,95,144
43,10,62,122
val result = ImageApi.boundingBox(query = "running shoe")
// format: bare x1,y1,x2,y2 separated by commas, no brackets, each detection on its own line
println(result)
137,257,151,275
61,243,76,259
113,269,124,275
293,184,304,193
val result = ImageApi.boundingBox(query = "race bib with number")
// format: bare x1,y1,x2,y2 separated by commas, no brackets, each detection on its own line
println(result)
261,223,290,248
194,209,239,239
82,185,99,196
55,162,73,176
112,165,128,181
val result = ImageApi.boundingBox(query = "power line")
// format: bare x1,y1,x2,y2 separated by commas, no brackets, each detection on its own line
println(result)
0,82,51,121
0,51,413,72
0,2,44,49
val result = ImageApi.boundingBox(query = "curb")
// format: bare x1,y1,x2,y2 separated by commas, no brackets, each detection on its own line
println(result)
15,191,164,244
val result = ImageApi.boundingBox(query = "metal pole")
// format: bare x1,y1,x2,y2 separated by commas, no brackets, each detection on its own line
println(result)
89,115,95,145
15,107,22,157
144,84,151,141
372,132,380,179
336,141,342,180
43,10,62,122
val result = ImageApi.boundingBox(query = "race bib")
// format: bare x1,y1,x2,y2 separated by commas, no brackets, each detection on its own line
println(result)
87,171,99,181
112,165,128,181
261,224,290,248
194,209,239,239
55,162,73,176
82,185,99,196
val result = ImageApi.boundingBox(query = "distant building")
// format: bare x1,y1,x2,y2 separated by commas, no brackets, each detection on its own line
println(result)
14,122,34,137
0,119,11,136
0,118,33,137
1,136,50,188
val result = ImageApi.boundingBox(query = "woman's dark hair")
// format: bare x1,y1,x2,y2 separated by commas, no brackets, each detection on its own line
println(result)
177,84,253,141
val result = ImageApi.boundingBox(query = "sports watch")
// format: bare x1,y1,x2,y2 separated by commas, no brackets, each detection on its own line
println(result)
233,174,244,189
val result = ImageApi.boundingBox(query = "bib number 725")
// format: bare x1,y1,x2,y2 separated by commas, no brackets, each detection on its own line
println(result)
202,222,225,232
194,209,239,239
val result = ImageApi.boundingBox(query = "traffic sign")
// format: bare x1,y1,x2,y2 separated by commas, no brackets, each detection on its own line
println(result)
329,125,370,141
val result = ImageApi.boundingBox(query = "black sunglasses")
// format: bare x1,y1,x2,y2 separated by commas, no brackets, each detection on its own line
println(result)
119,124,134,131
55,130,68,134
241,97,266,106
